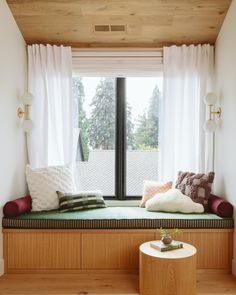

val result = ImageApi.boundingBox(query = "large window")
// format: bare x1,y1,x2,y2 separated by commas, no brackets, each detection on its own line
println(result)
72,76,163,199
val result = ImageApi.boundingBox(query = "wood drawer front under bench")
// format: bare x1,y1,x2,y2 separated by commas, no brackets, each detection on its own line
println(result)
5,231,81,270
3,229,233,274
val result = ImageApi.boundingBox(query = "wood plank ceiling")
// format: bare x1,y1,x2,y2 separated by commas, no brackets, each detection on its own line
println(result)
7,0,232,48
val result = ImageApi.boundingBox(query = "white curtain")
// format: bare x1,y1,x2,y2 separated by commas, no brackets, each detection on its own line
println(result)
27,44,78,168
159,44,214,182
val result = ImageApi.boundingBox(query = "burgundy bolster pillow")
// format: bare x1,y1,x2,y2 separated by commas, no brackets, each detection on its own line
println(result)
209,194,233,218
3,195,32,217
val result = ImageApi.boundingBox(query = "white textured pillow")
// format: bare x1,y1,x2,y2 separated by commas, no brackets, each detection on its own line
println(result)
145,189,204,213
139,180,173,207
26,164,76,211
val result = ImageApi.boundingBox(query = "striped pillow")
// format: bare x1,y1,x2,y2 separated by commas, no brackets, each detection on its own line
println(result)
57,191,106,212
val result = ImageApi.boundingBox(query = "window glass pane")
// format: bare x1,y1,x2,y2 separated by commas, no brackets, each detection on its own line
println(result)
72,77,116,196
126,77,163,196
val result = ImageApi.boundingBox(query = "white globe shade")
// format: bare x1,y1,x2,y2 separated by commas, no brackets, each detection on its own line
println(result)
23,119,33,133
22,92,33,105
204,92,217,105
204,119,217,133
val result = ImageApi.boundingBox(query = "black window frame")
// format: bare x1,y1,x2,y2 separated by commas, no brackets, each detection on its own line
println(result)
115,78,126,200
104,77,132,200
115,77,141,200
81,77,139,200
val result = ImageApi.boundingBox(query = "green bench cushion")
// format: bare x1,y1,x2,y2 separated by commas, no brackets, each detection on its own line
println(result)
2,207,234,229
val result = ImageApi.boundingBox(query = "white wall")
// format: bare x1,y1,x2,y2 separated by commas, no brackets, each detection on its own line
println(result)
0,0,28,275
215,0,236,276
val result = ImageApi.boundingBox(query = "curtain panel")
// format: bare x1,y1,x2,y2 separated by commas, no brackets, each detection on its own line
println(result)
160,44,214,181
27,44,77,168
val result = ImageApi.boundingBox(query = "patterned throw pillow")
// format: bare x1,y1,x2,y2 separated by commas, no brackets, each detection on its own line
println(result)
175,171,215,211
26,164,76,211
139,181,173,207
57,191,106,212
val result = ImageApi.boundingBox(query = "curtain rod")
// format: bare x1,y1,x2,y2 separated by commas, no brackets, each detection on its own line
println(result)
72,48,163,58
72,47,163,52
25,44,163,52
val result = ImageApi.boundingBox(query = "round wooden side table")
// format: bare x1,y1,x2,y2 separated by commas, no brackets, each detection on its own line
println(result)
139,241,197,295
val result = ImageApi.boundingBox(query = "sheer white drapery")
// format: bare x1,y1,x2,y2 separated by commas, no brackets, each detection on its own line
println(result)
27,44,77,168
159,44,214,181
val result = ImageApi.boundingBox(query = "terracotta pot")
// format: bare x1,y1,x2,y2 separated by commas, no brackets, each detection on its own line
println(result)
161,235,173,245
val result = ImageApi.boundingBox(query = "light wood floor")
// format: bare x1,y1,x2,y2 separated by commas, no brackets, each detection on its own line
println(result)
0,273,236,294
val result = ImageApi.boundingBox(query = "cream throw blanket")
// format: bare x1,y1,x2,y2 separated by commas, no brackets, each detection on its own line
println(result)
145,189,204,213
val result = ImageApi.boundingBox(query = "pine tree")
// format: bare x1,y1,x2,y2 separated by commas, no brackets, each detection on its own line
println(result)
134,85,161,149
89,78,116,150
147,85,161,148
72,78,90,160
135,111,152,149
89,78,135,150
126,103,135,149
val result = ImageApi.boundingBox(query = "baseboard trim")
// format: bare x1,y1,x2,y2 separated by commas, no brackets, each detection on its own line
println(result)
232,259,236,277
197,269,231,274
5,269,139,275
0,259,4,276
5,269,231,275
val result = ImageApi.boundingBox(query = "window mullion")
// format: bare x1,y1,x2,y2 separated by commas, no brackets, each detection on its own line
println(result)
115,78,126,200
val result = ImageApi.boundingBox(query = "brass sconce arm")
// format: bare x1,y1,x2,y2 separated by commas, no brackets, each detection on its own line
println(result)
204,93,221,133
17,105,31,120
18,107,24,119
209,105,221,120
17,92,33,133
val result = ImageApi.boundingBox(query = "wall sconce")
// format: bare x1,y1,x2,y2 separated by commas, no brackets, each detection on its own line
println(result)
204,92,221,133
18,92,33,133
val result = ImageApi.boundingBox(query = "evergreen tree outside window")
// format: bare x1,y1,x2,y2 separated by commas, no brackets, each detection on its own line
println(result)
72,78,90,160
134,85,160,150
89,78,116,150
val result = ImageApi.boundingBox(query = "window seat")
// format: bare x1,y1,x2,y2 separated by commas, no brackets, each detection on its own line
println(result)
3,207,234,273
2,207,233,229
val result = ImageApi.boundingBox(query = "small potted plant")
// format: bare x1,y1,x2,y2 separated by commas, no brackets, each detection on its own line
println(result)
160,228,182,245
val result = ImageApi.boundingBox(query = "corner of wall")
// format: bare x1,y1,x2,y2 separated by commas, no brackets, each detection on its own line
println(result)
0,259,4,276
232,259,236,277
0,0,28,277
0,230,3,276
214,0,236,278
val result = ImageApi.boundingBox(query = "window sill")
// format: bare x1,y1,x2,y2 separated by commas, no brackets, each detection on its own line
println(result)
106,200,140,207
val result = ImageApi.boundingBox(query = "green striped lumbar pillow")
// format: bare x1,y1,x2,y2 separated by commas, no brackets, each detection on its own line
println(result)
56,190,106,212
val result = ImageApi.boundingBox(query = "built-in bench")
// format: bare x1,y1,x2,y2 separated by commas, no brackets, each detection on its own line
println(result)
2,207,234,274
2,207,234,229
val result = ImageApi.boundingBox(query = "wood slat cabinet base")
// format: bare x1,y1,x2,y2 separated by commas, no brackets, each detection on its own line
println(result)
3,229,233,274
